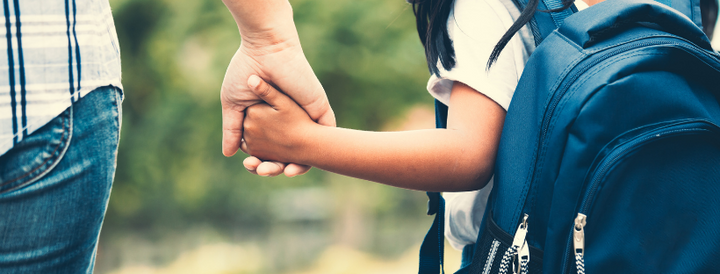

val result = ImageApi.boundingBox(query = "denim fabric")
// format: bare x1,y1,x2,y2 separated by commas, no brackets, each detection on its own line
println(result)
0,86,122,273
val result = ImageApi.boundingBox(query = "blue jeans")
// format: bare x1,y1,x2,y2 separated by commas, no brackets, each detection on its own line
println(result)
0,86,122,273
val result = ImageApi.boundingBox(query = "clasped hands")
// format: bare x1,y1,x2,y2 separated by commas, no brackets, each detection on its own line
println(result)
219,1,335,177
220,39,333,177
240,75,319,176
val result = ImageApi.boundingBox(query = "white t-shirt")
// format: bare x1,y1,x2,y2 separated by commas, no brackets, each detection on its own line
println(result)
425,0,535,250
429,0,589,251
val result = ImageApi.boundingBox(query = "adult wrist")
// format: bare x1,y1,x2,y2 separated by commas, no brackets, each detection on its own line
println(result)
223,0,298,47
239,22,301,52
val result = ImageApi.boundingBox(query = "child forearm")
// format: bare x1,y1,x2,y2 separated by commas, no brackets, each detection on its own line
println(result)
242,77,504,190
292,125,494,192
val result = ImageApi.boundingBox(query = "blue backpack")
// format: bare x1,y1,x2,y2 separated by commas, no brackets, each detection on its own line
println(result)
419,0,720,273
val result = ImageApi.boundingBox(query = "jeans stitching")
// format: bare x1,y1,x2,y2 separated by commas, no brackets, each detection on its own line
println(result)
113,87,121,131
0,107,73,193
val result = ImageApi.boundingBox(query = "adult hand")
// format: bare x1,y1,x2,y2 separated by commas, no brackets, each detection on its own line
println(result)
221,0,335,177
221,35,335,176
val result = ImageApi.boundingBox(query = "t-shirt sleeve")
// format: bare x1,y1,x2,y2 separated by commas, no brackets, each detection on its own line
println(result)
426,0,532,111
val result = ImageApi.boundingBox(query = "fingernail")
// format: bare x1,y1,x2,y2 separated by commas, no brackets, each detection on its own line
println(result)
248,75,261,88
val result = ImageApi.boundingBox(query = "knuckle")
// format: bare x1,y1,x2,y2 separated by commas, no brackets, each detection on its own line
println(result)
243,121,256,132
245,104,261,117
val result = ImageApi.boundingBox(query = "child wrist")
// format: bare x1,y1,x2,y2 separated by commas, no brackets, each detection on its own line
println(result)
291,124,321,165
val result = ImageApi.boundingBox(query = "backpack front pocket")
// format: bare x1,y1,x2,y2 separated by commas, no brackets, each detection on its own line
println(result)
561,120,720,274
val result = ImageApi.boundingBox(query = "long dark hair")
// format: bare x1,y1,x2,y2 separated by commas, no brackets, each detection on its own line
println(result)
409,0,574,73
409,0,455,76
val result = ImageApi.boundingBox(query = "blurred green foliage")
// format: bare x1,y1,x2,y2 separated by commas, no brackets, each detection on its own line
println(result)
100,0,434,271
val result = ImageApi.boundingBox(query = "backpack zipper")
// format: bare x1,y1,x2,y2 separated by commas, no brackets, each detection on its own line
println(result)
573,213,587,274
500,214,530,274
560,120,720,273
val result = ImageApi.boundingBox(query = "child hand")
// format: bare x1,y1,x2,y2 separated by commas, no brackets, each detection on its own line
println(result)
243,75,316,165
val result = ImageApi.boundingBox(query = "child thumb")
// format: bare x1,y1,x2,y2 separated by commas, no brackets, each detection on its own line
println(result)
248,75,283,108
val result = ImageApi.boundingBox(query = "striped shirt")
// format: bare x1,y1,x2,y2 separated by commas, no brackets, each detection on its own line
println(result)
0,0,122,156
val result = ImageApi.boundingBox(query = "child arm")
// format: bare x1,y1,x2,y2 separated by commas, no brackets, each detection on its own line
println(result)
243,75,505,192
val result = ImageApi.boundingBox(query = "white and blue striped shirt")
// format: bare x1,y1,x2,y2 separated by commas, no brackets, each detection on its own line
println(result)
0,0,122,156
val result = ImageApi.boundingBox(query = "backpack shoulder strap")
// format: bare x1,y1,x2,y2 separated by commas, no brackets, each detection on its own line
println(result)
511,0,577,44
535,0,577,40
419,191,446,274
418,100,449,274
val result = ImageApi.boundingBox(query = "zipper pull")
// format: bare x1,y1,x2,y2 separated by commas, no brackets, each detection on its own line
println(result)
573,213,587,256
512,214,530,248
511,214,529,274
574,213,587,274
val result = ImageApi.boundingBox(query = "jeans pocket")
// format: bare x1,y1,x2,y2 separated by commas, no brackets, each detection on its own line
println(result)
0,106,73,194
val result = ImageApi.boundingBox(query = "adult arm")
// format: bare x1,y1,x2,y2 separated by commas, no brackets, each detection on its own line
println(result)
243,75,505,192
220,0,335,176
